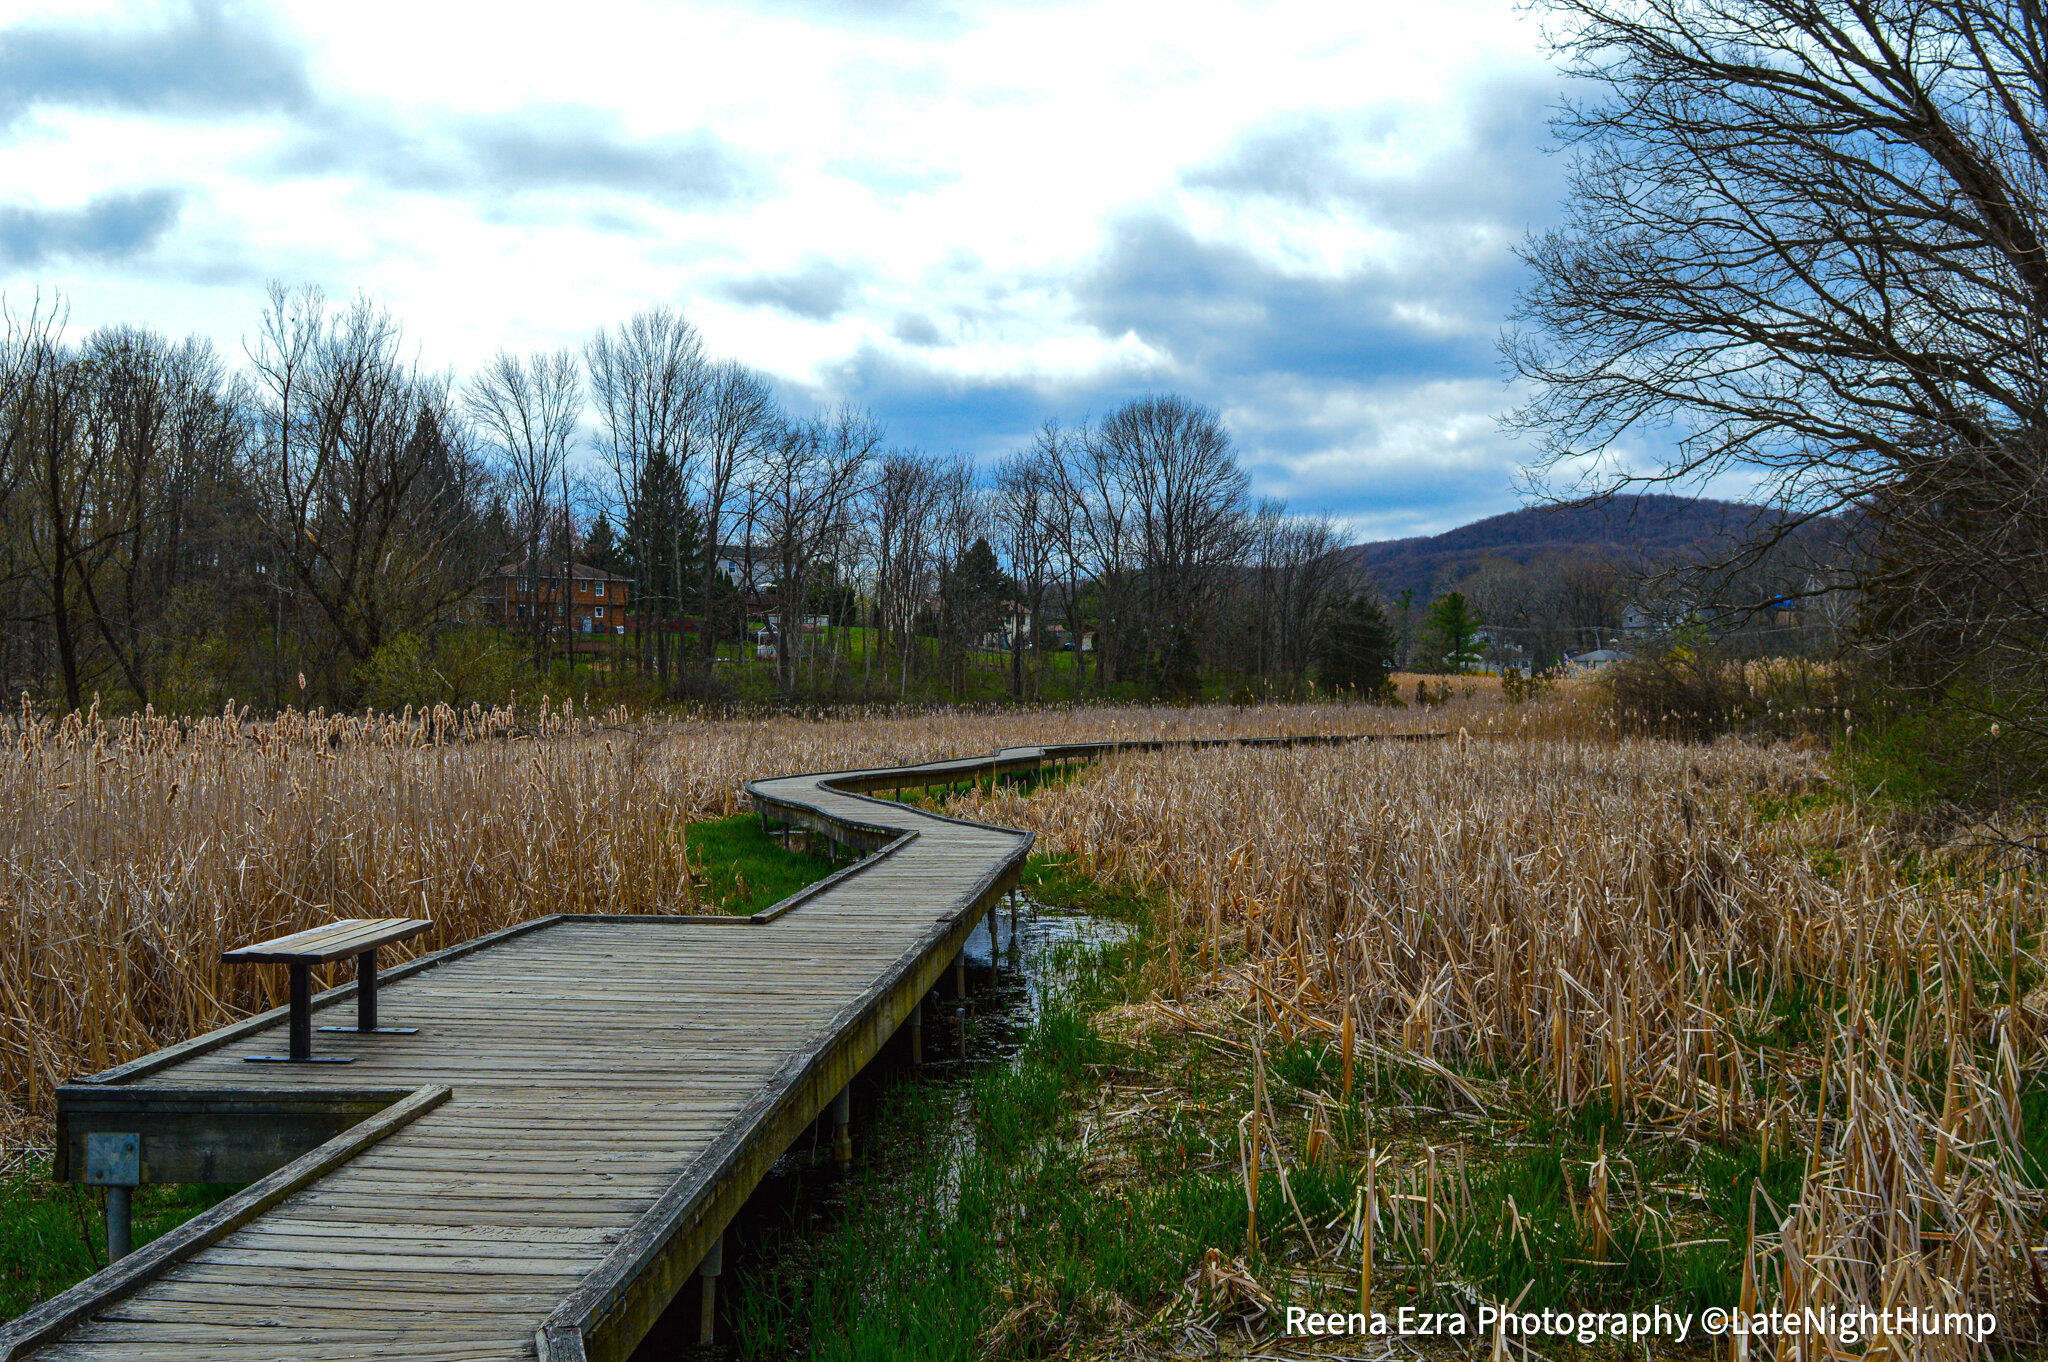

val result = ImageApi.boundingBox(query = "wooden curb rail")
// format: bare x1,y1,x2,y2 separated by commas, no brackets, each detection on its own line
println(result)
0,1086,449,1362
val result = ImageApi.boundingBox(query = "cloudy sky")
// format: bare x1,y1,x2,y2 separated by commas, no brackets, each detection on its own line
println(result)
0,0,1571,540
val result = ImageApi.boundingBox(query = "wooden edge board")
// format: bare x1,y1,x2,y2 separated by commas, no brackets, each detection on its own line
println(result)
0,1083,449,1362
751,831,919,924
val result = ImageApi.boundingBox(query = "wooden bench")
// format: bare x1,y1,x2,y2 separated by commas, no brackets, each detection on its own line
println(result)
222,918,433,1063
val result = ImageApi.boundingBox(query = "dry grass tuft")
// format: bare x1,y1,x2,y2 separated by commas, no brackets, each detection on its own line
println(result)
946,723,2048,1356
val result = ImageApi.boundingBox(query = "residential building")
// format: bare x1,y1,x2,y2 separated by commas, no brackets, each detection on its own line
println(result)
488,563,633,640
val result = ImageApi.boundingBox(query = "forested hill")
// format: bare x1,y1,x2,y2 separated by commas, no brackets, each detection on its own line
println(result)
1344,494,1780,601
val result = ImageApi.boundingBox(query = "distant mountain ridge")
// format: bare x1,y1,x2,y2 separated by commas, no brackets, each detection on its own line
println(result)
1344,494,1782,602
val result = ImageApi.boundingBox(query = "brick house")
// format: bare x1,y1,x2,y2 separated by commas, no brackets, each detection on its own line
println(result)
489,563,633,641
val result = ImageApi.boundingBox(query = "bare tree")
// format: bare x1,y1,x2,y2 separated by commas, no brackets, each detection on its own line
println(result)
9,304,94,707
993,438,1059,699
1509,0,2048,729
752,405,878,692
693,360,774,675
0,301,52,699
930,456,989,698
865,449,943,698
67,329,249,709
1251,506,1346,691
466,348,581,674
586,307,708,687
245,284,488,701
1092,395,1252,694
1063,423,1138,690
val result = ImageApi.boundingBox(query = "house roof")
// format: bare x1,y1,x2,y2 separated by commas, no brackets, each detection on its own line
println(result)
494,562,634,583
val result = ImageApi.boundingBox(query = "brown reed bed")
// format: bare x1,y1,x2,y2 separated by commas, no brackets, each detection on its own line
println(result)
0,695,1443,1156
944,732,2048,1358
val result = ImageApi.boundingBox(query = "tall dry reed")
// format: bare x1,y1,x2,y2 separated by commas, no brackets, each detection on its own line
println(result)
948,733,2048,1358
0,696,1429,1153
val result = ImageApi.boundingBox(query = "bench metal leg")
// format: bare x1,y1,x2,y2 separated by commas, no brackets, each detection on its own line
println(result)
318,949,418,1036
290,962,312,1058
247,962,354,1063
358,949,377,1030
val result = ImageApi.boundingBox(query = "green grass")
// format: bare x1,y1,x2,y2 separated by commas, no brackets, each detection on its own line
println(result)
0,1164,237,1320
728,915,1250,1362
683,814,843,915
724,770,1829,1358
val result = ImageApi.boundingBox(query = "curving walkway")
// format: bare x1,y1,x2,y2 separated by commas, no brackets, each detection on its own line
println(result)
0,735,1403,1362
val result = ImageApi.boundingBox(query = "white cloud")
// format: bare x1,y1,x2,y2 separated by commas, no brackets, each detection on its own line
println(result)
0,0,1567,535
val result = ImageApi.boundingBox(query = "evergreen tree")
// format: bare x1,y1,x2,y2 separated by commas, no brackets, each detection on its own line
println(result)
580,513,617,571
1421,591,1484,673
1313,594,1398,699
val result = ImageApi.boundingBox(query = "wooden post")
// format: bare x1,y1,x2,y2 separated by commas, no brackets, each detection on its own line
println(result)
105,1186,131,1262
832,1084,852,1166
953,951,966,999
697,1233,723,1347
909,997,923,1067
986,905,998,973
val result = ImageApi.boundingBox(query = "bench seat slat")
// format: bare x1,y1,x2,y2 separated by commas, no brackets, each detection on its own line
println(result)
222,918,433,965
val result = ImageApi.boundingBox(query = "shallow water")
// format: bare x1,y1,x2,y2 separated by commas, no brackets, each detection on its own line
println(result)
629,892,1126,1356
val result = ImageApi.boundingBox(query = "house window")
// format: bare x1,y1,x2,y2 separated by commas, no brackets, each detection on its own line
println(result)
595,606,605,620
595,581,606,597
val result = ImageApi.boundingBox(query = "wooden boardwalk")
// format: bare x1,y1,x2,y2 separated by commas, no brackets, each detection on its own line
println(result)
0,735,1394,1362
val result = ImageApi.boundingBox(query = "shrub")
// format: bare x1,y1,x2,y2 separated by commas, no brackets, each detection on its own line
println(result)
353,630,529,711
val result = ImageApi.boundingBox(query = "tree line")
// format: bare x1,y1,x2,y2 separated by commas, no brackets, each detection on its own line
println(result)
0,287,1402,714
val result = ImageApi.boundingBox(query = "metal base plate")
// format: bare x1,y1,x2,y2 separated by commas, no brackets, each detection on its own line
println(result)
316,1026,419,1034
243,1055,355,1063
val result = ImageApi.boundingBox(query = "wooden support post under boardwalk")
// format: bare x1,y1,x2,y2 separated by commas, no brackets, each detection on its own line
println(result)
697,1234,723,1347
909,997,923,1066
986,905,998,972
832,1084,852,1166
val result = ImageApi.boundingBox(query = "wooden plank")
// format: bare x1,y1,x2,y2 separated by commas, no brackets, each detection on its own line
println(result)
222,919,433,965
